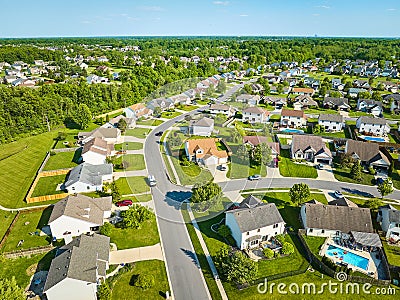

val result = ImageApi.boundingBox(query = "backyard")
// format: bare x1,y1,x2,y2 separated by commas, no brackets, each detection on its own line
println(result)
114,154,146,171
43,149,81,171
160,110,181,119
0,210,17,240
31,175,66,197
227,156,267,179
115,176,150,195
278,150,318,178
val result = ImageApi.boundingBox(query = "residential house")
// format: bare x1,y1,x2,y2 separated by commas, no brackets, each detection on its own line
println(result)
78,127,121,145
356,116,390,137
291,135,332,165
280,109,307,128
332,78,342,89
353,80,371,89
124,103,152,120
147,98,174,112
291,87,315,96
365,68,380,77
169,93,191,105
292,95,318,110
185,138,228,166
86,75,108,84
209,104,235,117
225,195,285,250
251,84,264,94
64,163,113,193
103,115,135,129
265,96,287,109
377,205,400,241
329,198,358,208
243,136,280,158
348,88,367,98
323,97,351,111
48,194,112,242
81,137,114,165
189,117,214,136
318,114,345,132
300,203,374,237
357,99,383,117
242,107,269,123
236,94,260,106
43,234,110,300
345,140,391,171
385,94,400,113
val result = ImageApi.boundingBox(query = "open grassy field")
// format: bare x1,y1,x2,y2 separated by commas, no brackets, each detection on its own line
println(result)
115,142,143,151
115,176,150,195
279,150,318,178
111,260,169,300
0,210,17,240
31,174,66,197
2,207,53,252
0,131,56,208
114,154,146,171
43,149,80,171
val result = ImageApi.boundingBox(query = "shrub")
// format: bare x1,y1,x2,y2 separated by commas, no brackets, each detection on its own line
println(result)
368,166,376,175
281,242,295,255
134,274,155,290
218,225,231,238
97,282,111,300
263,248,274,259
99,222,113,236
275,234,286,245
49,151,56,156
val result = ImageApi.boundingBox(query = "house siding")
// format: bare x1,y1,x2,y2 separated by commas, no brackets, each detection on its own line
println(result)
45,277,98,300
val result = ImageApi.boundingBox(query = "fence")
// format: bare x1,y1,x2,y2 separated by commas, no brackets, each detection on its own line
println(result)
52,147,79,153
297,230,391,286
4,245,55,259
0,212,20,249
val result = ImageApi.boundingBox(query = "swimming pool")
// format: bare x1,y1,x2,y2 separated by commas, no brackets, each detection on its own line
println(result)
280,128,304,134
362,136,385,142
325,245,369,270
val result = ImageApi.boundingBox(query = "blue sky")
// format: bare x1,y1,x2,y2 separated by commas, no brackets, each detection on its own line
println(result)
1,0,400,37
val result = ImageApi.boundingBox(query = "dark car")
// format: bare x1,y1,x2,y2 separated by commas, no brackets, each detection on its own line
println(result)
115,200,133,207
155,131,163,137
388,147,395,153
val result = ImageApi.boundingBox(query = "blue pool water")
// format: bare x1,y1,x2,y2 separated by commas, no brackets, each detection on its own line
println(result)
280,128,304,134
362,136,385,142
325,245,369,270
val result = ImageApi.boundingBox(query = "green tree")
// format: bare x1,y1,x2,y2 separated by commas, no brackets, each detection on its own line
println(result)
377,179,394,199
350,161,363,181
252,142,272,166
358,91,371,99
153,107,162,117
281,242,295,255
169,134,182,148
97,282,111,300
289,183,310,206
229,129,242,143
218,225,231,238
0,277,25,300
263,248,274,259
134,274,155,290
216,81,227,94
117,118,127,132
74,103,92,129
120,205,153,229
236,144,250,161
99,222,113,236
191,182,222,203
365,198,383,211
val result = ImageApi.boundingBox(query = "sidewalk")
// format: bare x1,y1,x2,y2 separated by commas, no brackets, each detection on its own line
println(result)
123,136,146,143
113,170,147,179
187,205,228,300
109,243,164,265
163,130,181,185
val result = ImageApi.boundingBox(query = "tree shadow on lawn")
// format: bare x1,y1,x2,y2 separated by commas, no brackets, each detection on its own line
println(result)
129,274,139,286
72,148,82,164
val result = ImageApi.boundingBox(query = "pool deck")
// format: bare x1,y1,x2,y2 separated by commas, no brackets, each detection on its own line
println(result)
319,237,379,279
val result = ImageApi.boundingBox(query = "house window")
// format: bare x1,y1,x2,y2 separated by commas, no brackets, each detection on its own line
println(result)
309,229,313,233
72,187,75,190
257,229,261,232
87,186,90,190
247,232,249,235
273,224,278,228
321,230,325,234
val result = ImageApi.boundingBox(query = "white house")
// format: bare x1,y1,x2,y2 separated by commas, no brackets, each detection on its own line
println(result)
64,163,113,193
323,97,351,111
81,137,114,165
43,234,110,300
293,95,318,110
185,138,228,166
48,194,112,242
300,203,374,238
291,135,333,165
242,107,269,123
78,127,122,145
147,98,174,112
318,114,345,132
189,117,214,136
209,104,235,117
280,109,307,128
356,116,390,137
236,94,260,106
169,93,191,105
124,103,152,120
357,99,383,117
225,195,285,250
377,205,400,241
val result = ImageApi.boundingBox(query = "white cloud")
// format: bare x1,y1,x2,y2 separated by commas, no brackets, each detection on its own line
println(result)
239,14,248,17
315,5,330,9
312,13,320,17
387,8,397,11
213,1,230,5
139,6,163,11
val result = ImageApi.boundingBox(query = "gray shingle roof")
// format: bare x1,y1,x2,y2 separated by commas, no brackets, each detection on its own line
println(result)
345,140,389,166
44,234,110,292
358,116,388,125
329,198,358,208
351,231,382,248
389,209,400,223
323,97,349,107
49,194,112,225
64,163,113,188
303,203,374,233
227,198,284,233
291,135,332,158
190,117,214,127
318,114,344,123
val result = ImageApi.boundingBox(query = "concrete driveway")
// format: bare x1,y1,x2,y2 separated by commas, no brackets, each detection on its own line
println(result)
109,243,164,264
316,165,337,182
207,165,228,183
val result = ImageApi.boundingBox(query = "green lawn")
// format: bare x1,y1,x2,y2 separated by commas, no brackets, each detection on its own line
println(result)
108,218,159,250
306,127,346,139
0,131,56,208
125,128,151,139
31,175,66,197
382,239,400,267
392,169,400,190
115,142,143,151
111,260,169,300
53,123,99,149
332,166,375,186
177,105,198,112
115,176,150,195
302,235,326,258
114,154,145,171
43,150,81,171
227,156,267,179
123,194,153,202
160,110,181,119
135,119,164,126
192,197,232,221
2,207,53,252
169,154,213,185
279,150,318,178
0,210,17,240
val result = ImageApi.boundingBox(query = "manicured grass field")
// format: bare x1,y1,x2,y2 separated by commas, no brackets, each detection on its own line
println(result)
169,154,213,185
382,239,400,267
227,156,267,179
121,194,153,202
43,149,80,171
2,207,53,252
391,169,400,190
160,110,182,119
302,235,326,258
135,119,164,126
0,210,17,240
111,260,169,300
115,142,143,151
279,150,318,178
108,218,159,250
125,128,151,139
114,154,146,171
332,166,375,186
177,105,198,111
0,131,56,208
31,175,66,197
115,176,150,195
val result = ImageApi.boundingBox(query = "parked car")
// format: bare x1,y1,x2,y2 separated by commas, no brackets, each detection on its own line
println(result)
155,131,163,136
248,174,261,181
115,200,133,207
316,164,324,170
376,177,392,186
334,190,344,199
219,164,227,171
148,174,157,187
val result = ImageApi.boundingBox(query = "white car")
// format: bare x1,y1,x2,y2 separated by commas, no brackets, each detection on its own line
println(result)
334,190,344,199
148,174,157,187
